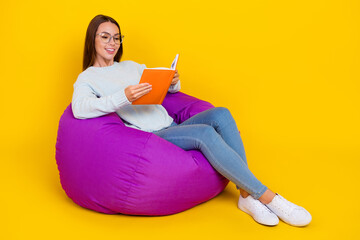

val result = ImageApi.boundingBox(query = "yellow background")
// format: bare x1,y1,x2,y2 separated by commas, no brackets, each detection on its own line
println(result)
1,0,359,239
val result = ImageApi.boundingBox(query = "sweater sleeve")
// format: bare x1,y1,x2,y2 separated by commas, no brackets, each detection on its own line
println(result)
168,80,181,93
71,79,131,119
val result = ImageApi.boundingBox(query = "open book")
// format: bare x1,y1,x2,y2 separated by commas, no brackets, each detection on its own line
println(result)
132,54,179,105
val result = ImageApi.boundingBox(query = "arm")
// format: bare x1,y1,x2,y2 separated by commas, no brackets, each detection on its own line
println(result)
71,80,131,119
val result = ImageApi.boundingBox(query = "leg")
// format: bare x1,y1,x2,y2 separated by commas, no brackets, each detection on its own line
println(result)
155,119,312,226
176,107,248,191
161,107,267,196
153,123,267,199
180,107,248,165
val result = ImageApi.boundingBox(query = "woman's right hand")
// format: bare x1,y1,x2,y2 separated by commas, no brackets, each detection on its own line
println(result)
124,83,152,102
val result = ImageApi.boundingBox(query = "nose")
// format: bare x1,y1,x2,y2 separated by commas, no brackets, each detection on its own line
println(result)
106,36,116,46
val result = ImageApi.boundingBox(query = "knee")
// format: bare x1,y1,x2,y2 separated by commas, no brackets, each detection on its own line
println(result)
214,107,231,116
210,107,231,117
208,107,233,124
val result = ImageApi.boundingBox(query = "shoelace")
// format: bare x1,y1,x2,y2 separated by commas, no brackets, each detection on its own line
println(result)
270,194,301,217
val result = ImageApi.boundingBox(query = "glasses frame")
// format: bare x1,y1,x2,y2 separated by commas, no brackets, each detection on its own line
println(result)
96,32,125,45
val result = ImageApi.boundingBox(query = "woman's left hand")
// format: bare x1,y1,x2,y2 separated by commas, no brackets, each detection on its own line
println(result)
171,69,180,85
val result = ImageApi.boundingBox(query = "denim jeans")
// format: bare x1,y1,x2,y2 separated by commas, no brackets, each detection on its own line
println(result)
152,107,267,199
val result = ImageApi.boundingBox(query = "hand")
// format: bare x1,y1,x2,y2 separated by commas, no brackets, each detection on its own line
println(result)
171,69,180,85
124,83,152,102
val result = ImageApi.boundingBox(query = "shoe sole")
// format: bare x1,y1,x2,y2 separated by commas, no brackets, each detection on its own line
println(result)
238,203,279,226
279,213,312,227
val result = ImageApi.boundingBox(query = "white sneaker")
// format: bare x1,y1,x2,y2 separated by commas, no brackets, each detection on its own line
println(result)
266,193,312,227
238,194,279,226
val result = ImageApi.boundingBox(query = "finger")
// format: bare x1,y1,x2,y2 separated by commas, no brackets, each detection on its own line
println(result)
132,84,152,93
135,83,152,89
134,88,152,99
134,85,152,94
130,83,150,89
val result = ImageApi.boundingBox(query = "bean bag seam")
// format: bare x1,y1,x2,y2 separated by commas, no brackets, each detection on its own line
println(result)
123,131,152,211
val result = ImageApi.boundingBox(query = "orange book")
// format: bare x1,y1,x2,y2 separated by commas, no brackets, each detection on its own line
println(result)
132,54,179,105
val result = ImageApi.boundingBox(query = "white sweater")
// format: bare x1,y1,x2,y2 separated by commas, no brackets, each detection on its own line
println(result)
71,60,181,132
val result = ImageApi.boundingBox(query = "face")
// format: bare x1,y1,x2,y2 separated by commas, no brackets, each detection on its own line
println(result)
94,22,121,64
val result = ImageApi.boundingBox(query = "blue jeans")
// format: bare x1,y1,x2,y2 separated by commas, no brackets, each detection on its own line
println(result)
152,107,267,199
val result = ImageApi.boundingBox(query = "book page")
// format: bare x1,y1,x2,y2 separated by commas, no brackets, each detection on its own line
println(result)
170,54,179,70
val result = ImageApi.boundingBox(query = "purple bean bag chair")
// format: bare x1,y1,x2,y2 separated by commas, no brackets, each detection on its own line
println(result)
55,91,229,215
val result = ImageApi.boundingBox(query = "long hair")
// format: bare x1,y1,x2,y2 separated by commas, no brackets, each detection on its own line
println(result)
83,14,123,71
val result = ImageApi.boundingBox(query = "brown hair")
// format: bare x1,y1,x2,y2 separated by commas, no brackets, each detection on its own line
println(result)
83,14,123,71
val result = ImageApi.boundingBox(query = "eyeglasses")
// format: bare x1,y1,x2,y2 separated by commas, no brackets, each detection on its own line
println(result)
96,32,124,45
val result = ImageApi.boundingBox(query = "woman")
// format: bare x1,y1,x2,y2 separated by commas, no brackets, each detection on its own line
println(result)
72,14,312,227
